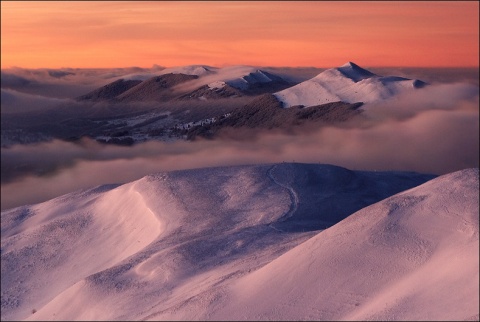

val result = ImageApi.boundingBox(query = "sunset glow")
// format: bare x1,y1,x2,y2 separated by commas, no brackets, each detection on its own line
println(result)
1,1,479,68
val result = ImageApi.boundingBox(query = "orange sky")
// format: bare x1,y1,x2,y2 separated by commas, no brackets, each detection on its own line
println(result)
1,1,478,69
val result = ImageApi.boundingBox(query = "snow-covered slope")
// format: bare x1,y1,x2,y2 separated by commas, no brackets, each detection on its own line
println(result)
210,69,287,91
1,182,162,320
274,62,427,107
113,65,216,82
75,66,291,102
178,67,291,100
2,164,477,321
0,163,434,321
202,168,479,321
158,65,216,76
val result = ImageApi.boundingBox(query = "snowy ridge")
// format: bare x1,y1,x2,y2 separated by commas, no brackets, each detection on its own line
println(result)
1,181,163,320
208,68,285,90
205,168,479,321
1,164,477,321
337,61,377,81
158,65,216,76
274,61,427,107
118,65,216,81
116,66,288,97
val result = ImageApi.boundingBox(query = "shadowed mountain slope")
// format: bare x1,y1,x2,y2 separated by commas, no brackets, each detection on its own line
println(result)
186,94,364,140
116,73,199,102
76,79,142,101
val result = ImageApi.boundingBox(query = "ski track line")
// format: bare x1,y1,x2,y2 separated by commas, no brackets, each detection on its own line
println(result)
267,165,299,230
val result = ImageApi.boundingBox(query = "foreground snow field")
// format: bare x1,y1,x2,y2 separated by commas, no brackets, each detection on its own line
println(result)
1,163,478,321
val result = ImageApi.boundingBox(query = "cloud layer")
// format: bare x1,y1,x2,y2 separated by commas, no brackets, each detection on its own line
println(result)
1,67,479,210
2,82,478,210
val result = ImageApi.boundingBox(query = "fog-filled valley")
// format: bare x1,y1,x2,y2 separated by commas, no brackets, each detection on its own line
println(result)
1,64,478,210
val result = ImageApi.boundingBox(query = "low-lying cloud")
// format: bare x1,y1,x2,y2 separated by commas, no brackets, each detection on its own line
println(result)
3,66,478,99
0,66,166,99
2,82,478,210
1,88,74,113
1,66,479,210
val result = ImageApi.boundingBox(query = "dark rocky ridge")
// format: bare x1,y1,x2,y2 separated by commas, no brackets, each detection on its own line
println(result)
76,79,142,101
186,94,364,140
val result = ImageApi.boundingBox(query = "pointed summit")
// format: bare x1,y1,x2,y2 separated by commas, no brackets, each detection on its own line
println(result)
340,61,359,68
337,62,376,81
274,62,427,108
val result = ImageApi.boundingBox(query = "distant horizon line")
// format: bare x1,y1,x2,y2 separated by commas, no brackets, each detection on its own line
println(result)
2,64,479,71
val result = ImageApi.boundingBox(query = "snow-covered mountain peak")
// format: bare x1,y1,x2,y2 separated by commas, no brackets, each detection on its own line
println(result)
341,61,356,68
242,69,279,84
339,61,366,70
207,68,287,91
274,62,427,108
336,61,377,82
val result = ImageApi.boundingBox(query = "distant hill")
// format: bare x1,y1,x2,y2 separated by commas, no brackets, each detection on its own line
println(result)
76,79,142,101
178,69,293,100
75,68,294,103
177,83,244,100
274,61,427,108
116,73,199,102
76,73,199,102
219,69,292,94
185,94,363,139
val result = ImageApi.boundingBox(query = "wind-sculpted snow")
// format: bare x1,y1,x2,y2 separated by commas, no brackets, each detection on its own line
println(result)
1,182,162,320
2,164,476,321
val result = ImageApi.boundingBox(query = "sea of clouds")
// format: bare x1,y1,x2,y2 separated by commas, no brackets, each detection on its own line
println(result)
1,66,478,210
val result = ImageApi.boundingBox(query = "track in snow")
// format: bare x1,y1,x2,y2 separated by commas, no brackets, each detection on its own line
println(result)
267,164,300,231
